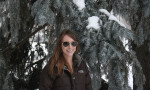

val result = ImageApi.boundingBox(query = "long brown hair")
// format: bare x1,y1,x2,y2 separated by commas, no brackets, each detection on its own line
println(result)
49,29,79,76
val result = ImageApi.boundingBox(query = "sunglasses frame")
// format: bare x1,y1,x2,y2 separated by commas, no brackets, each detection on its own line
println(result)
62,41,78,47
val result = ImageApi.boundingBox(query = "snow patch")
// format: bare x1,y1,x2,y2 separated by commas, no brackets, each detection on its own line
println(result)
99,9,110,16
2,6,6,13
73,0,85,11
109,15,126,28
122,38,129,51
99,9,126,28
101,74,108,82
0,22,2,28
128,64,133,90
86,16,100,30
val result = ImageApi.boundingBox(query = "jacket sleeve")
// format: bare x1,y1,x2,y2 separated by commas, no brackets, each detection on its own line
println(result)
83,61,93,90
39,61,55,90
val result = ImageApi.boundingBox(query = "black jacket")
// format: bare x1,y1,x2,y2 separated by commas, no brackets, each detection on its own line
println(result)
39,54,93,90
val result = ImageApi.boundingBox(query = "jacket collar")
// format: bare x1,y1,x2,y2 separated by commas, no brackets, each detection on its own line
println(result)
64,54,82,71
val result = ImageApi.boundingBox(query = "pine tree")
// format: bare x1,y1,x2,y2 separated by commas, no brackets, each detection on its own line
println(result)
0,0,149,90
107,0,150,90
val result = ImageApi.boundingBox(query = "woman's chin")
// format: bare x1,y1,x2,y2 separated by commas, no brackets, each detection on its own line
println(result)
63,52,74,57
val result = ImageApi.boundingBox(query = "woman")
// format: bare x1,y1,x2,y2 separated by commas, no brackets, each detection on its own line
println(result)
39,29,93,90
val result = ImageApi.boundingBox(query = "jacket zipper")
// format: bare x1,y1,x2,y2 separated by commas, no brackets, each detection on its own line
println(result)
72,75,75,90
64,66,76,90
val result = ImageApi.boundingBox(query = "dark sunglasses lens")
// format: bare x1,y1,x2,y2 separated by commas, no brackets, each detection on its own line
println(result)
63,42,69,47
72,42,78,47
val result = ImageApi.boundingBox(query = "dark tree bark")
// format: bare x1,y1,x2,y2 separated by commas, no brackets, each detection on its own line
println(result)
133,40,150,90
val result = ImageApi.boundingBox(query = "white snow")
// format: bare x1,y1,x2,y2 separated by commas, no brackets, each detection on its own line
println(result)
100,9,133,89
99,9,110,16
0,22,2,28
99,9,126,28
122,38,129,51
29,41,48,68
2,17,5,22
2,6,6,13
86,16,100,30
73,0,85,11
109,15,126,27
101,74,108,82
7,13,10,18
128,64,133,90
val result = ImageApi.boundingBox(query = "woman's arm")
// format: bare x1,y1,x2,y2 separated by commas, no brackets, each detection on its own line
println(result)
39,62,55,90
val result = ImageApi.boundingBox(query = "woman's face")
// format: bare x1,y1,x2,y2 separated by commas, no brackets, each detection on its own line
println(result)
61,35,77,58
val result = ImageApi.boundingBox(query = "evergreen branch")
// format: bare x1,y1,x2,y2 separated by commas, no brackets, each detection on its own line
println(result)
2,23,48,54
25,57,45,70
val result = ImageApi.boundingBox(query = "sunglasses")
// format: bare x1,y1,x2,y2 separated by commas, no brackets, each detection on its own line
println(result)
62,41,78,47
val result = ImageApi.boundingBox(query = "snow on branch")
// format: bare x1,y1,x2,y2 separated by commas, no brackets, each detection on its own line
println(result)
73,0,85,11
86,16,101,30
99,9,126,28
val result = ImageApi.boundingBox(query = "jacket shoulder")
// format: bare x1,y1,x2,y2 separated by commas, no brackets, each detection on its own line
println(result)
79,60,90,71
40,59,56,80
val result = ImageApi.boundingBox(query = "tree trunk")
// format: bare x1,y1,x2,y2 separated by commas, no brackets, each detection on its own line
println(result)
133,40,150,90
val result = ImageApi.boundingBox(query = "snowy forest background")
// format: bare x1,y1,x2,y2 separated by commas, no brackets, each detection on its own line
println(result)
0,0,150,90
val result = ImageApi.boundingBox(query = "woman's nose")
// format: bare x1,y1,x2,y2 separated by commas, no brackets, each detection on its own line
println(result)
68,44,73,48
